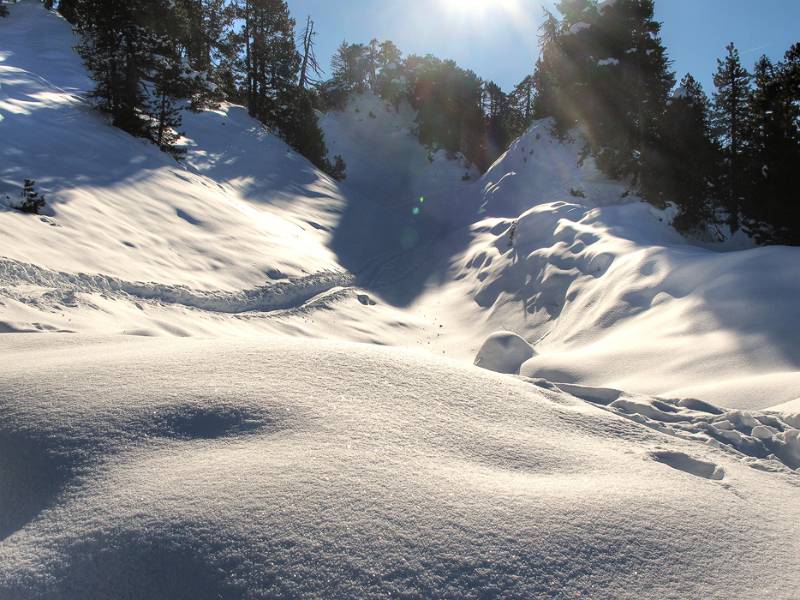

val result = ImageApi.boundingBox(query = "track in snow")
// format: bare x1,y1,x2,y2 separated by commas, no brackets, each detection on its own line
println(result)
539,380,800,474
0,258,356,315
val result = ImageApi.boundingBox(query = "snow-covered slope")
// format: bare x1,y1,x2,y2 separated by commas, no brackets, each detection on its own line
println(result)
416,122,800,411
1,2,343,292
0,2,416,341
1,334,798,599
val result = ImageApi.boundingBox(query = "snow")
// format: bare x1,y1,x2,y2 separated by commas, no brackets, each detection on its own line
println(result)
1,3,800,597
474,331,534,374
430,120,800,411
597,57,620,66
568,21,591,35
0,2,344,291
1,334,799,599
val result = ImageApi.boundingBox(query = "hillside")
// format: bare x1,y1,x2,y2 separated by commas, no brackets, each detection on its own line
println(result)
1,3,799,599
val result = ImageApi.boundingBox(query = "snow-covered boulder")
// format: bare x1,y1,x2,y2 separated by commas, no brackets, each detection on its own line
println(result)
474,331,535,375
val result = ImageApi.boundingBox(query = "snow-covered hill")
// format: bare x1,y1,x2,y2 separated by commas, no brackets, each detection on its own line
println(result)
407,121,800,410
1,3,799,598
0,2,419,342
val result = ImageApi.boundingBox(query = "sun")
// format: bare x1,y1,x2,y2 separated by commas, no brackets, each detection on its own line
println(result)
441,0,518,17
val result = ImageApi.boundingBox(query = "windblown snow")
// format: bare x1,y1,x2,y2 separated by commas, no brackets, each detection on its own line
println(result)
1,3,799,598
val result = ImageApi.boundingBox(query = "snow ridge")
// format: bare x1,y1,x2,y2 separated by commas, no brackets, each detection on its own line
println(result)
0,258,355,314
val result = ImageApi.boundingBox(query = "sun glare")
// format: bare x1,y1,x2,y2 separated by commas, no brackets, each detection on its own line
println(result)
442,0,519,17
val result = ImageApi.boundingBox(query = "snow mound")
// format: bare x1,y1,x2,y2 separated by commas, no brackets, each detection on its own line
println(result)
1,334,799,598
474,331,534,374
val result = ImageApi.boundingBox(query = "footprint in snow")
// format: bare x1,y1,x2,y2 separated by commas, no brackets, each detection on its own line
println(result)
650,451,725,480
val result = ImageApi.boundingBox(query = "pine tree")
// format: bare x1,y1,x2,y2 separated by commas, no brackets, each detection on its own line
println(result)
374,40,404,107
75,0,148,136
508,75,536,138
410,57,486,169
649,75,719,231
483,81,512,156
147,39,187,157
366,39,381,90
331,42,369,92
235,0,299,123
744,48,800,243
589,0,675,181
174,0,230,108
74,0,188,154
57,0,78,24
229,0,334,173
711,42,751,229
17,180,46,214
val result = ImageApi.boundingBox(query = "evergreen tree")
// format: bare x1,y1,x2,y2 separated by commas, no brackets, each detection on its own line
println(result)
743,47,800,243
366,39,381,90
711,42,751,229
649,75,719,231
374,41,404,107
230,0,335,174
147,38,187,157
74,0,188,153
174,0,231,107
57,0,78,23
590,0,675,181
75,0,149,135
410,57,487,168
507,75,536,138
17,180,46,214
330,42,369,92
280,87,328,170
235,0,299,123
483,81,512,156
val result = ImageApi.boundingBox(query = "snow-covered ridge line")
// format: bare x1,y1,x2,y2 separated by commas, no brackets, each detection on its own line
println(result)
0,258,355,314
542,381,800,473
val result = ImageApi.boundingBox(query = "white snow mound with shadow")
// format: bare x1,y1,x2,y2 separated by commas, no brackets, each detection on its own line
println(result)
474,331,534,374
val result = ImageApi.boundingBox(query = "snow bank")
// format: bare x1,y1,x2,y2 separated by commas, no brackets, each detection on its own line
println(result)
479,119,638,217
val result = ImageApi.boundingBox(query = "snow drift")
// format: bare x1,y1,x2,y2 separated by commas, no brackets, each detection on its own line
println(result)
1,334,798,599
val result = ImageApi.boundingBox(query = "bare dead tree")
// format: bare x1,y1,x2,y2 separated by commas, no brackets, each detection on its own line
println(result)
298,15,323,89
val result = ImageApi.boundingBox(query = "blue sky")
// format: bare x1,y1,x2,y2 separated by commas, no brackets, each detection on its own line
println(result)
284,0,800,94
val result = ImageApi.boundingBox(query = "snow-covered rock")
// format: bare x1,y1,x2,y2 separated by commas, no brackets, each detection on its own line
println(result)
474,331,535,374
